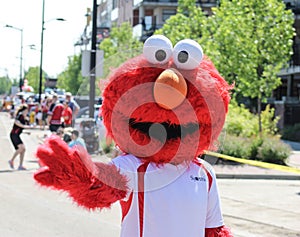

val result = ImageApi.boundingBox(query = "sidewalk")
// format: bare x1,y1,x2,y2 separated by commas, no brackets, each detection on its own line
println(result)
213,162,300,180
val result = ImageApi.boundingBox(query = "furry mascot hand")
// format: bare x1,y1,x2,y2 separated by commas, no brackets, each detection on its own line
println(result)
34,35,233,237
34,135,128,209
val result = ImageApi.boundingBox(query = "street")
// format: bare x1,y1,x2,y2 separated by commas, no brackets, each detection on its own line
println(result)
219,179,300,237
1,112,300,237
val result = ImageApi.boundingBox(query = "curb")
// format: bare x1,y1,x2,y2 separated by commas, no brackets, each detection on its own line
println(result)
216,173,300,180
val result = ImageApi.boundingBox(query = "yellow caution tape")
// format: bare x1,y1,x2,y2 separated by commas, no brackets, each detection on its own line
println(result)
205,151,300,175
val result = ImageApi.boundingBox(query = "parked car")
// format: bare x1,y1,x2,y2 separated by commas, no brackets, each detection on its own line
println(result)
54,88,65,100
75,104,101,120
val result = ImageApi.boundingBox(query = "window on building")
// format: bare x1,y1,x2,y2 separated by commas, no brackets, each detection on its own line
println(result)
112,0,118,9
162,9,176,22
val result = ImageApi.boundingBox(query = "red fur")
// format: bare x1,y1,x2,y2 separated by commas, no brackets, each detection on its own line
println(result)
205,226,233,237
34,135,128,210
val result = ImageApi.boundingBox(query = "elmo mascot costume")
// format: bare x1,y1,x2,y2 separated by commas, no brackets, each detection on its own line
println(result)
34,35,233,237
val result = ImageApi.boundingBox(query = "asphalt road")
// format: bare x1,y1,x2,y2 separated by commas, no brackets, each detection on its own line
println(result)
1,112,300,237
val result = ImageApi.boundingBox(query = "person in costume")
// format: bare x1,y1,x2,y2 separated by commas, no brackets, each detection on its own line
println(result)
34,35,233,237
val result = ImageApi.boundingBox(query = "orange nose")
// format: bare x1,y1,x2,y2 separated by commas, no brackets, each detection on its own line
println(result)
153,68,187,110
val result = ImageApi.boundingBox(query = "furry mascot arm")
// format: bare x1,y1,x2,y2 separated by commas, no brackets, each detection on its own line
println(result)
34,136,129,210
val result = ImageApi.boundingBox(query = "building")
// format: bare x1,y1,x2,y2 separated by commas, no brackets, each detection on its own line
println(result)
97,0,218,41
273,1,300,128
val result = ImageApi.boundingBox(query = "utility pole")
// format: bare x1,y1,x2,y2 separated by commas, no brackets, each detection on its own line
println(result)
38,0,45,104
19,28,23,92
5,25,23,92
38,0,65,103
89,0,97,118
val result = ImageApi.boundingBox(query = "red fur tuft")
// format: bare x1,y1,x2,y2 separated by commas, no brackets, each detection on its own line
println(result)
34,136,129,210
205,226,233,237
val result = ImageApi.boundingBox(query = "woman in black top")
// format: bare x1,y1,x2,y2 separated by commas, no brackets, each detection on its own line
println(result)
8,104,32,170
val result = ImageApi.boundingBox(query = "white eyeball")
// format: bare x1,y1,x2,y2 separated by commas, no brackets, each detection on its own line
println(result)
143,35,173,64
173,39,203,70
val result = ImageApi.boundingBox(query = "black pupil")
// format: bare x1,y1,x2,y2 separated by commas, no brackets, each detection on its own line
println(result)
155,50,167,62
178,51,189,63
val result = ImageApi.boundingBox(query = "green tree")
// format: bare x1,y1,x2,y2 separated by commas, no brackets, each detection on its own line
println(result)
155,0,206,44
57,54,83,95
204,0,295,132
24,66,40,92
0,75,12,94
99,22,143,78
100,22,142,58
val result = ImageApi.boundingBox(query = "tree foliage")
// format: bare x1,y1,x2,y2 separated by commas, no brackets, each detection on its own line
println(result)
57,54,83,95
54,23,143,97
155,0,206,44
100,22,142,58
24,66,40,92
0,76,12,94
225,100,279,137
99,22,143,78
204,0,294,101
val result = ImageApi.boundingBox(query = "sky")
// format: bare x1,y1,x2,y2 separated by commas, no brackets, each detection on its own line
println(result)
0,0,91,80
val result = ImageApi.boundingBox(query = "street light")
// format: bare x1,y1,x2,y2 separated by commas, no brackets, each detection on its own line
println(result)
89,0,98,118
38,0,66,103
5,24,23,92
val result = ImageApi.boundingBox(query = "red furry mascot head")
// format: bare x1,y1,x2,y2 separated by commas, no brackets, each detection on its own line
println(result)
102,35,231,164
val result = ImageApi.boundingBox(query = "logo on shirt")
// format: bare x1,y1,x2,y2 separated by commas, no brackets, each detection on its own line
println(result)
190,175,206,182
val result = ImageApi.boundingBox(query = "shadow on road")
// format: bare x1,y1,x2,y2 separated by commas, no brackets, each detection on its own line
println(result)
0,169,14,173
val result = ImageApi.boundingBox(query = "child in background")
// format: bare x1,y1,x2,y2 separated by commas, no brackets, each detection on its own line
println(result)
62,101,72,128
68,130,86,149
35,104,43,129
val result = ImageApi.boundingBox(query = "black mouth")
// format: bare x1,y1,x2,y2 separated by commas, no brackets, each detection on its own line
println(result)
129,118,199,142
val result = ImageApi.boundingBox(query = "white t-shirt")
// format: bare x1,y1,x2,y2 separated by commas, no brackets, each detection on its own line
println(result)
111,154,224,237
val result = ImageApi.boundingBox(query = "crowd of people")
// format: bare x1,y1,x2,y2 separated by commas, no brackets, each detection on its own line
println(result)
6,92,87,171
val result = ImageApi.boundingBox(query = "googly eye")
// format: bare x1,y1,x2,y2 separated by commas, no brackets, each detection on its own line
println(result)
143,35,173,64
173,39,203,70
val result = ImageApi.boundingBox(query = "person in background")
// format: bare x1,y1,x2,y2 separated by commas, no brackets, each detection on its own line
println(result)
65,92,80,124
48,94,58,114
8,104,33,170
62,101,73,128
0,96,2,111
55,126,65,139
47,94,64,133
35,103,43,129
68,129,86,149
41,96,51,130
29,106,36,126
63,127,73,144
3,94,12,111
